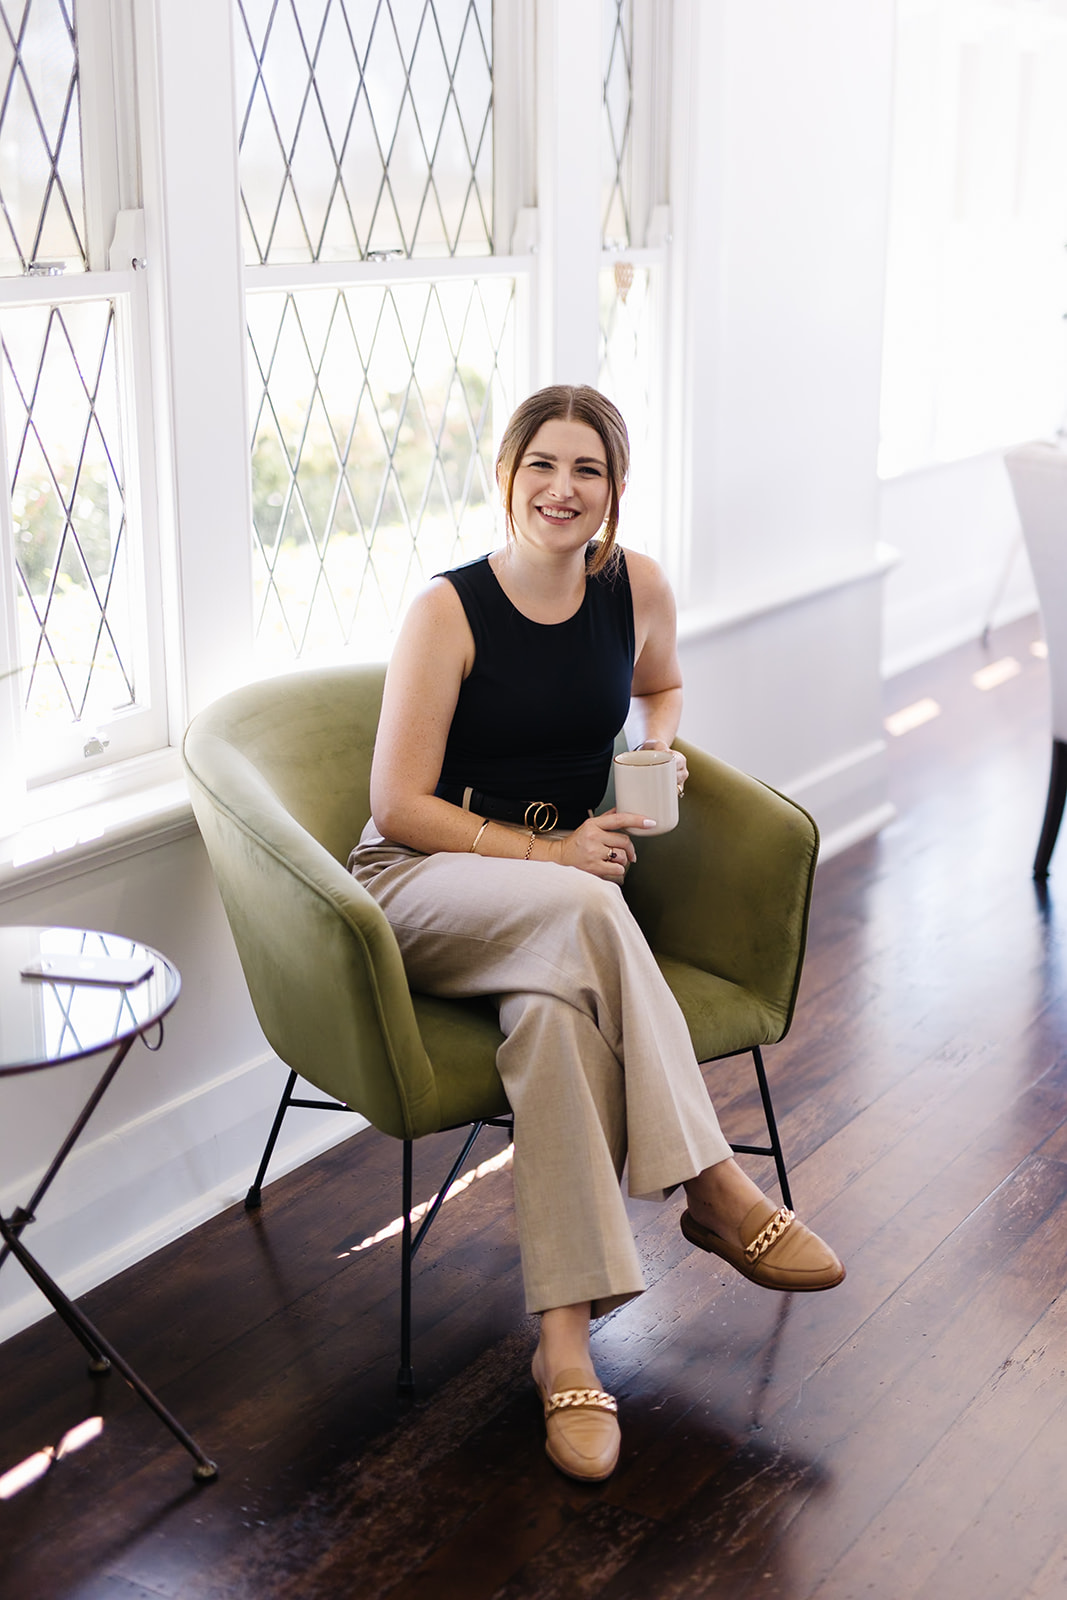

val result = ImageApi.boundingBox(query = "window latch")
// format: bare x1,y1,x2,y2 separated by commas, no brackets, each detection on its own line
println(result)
83,734,111,759
109,210,147,274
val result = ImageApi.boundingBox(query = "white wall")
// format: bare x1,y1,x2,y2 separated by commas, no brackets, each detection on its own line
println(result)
874,0,1067,678
672,0,896,851
880,452,1039,677
679,566,891,855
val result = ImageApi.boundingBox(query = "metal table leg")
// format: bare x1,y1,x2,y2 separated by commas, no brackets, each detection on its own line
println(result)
0,1212,217,1482
0,1031,217,1483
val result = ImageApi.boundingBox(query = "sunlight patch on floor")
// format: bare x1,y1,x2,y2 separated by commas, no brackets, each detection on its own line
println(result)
973,656,1021,690
0,1416,103,1500
336,1144,515,1259
885,698,942,737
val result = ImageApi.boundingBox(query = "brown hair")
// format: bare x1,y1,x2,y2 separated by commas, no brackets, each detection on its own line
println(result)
494,386,630,576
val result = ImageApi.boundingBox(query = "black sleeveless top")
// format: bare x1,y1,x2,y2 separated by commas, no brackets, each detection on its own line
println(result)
435,551,635,826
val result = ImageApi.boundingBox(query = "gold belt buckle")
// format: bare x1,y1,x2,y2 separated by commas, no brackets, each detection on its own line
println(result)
524,800,559,833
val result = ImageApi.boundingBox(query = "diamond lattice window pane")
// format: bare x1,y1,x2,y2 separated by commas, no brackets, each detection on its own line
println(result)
236,0,494,264
1,300,134,728
599,261,655,553
248,275,515,665
602,0,633,249
0,0,86,275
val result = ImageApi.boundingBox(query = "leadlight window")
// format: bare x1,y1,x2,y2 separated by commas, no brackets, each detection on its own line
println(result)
602,0,633,250
1,299,132,737
0,0,85,276
235,0,494,263
598,260,656,552
248,275,516,664
236,0,520,670
0,1,157,788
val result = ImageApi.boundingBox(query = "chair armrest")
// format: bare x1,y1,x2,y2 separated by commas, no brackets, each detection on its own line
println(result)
184,727,442,1140
623,739,818,1039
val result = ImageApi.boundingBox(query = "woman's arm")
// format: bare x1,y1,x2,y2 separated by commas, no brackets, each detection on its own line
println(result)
626,550,689,788
370,578,652,874
369,578,481,853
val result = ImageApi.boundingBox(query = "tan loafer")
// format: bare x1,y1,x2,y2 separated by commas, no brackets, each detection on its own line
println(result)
535,1366,621,1482
680,1197,845,1292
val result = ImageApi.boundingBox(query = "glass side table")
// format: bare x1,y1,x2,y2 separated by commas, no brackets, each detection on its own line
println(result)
0,925,217,1483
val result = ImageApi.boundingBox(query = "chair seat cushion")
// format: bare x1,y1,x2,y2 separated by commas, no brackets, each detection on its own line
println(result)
657,957,784,1062
411,992,510,1130
412,963,781,1131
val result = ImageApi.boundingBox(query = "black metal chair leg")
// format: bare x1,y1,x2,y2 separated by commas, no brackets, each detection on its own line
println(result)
411,1122,484,1259
1034,737,1067,878
245,1069,299,1209
750,1047,792,1212
397,1139,414,1395
246,1074,358,1213
722,1042,793,1209
393,1118,512,1395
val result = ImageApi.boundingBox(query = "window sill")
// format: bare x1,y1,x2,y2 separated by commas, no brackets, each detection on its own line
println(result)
677,544,900,644
0,748,198,905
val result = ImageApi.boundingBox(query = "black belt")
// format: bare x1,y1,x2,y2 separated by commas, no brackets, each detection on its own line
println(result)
437,783,586,832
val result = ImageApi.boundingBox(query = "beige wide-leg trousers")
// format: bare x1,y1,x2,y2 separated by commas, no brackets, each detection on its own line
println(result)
349,827,734,1318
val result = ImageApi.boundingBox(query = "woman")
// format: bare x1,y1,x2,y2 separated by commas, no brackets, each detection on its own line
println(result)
348,385,844,1483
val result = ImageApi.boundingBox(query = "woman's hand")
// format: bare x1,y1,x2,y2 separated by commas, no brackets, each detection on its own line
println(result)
635,738,688,797
554,810,656,881
673,748,688,796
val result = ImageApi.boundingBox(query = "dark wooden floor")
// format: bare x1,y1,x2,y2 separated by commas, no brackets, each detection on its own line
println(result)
3,612,1067,1600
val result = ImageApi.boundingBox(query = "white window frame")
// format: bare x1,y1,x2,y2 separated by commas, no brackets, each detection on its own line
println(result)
132,0,254,734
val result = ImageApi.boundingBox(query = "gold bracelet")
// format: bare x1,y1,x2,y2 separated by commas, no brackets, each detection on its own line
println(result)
469,818,491,854
523,830,535,860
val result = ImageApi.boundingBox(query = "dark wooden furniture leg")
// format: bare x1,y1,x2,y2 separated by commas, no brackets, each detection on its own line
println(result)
1034,738,1067,878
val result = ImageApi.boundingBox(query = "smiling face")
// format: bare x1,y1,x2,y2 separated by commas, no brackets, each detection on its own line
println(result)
494,386,630,573
505,417,613,558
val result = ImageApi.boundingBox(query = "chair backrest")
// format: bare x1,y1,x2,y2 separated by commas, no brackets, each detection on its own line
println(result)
195,663,387,865
1004,443,1067,739
183,665,448,1139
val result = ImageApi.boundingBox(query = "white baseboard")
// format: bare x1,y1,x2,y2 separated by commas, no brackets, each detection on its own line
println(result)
882,594,1039,680
0,1051,367,1346
782,738,893,856
818,801,897,861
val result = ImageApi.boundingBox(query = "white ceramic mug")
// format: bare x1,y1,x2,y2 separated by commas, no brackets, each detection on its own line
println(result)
613,748,679,835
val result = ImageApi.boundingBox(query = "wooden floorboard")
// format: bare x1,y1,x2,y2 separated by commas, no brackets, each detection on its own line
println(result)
2,613,1067,1599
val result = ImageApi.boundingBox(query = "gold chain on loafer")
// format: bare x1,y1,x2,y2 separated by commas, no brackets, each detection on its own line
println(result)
744,1206,795,1264
544,1387,618,1419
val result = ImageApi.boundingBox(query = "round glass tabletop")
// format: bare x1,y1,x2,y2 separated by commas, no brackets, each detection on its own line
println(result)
0,925,181,1075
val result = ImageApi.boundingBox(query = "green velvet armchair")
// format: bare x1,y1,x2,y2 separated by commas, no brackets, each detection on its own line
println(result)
183,663,818,1386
